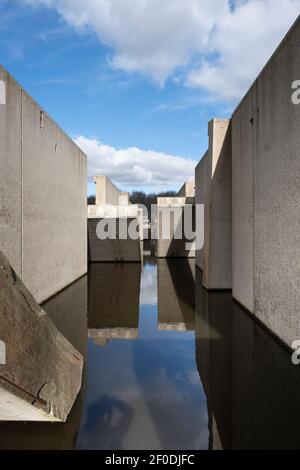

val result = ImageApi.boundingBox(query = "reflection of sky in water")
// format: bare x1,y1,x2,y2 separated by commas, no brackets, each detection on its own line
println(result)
76,262,209,450
139,264,157,306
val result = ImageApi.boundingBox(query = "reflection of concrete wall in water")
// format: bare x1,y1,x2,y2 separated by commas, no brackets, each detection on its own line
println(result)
0,65,87,304
195,269,300,450
88,263,141,345
157,259,195,331
0,384,85,450
42,275,88,357
88,176,143,262
194,19,300,347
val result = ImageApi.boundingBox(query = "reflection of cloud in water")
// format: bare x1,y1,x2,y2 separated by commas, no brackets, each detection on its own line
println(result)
140,266,157,306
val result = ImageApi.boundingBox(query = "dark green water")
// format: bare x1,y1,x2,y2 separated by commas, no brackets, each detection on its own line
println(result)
0,250,299,449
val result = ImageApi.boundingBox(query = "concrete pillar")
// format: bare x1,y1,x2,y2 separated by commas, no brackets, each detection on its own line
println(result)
0,250,83,422
198,119,232,290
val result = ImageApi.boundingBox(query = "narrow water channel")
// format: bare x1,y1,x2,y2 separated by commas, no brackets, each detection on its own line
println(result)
0,248,299,450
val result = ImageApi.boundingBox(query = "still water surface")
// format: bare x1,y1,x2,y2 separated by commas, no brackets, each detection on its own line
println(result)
0,249,299,449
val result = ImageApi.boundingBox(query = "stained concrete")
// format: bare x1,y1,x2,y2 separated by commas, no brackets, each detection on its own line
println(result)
0,65,87,304
0,250,83,422
232,18,300,346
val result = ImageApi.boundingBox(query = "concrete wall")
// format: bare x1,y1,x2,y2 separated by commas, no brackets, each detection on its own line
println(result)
196,119,232,289
232,18,300,346
0,66,87,303
156,196,196,258
94,175,123,206
195,152,209,271
177,180,195,197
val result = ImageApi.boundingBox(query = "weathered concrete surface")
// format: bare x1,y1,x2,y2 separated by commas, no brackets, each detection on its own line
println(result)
195,268,300,449
197,119,232,290
88,263,141,345
0,250,83,421
232,18,300,346
94,175,125,206
157,259,195,331
156,196,196,258
0,65,87,303
177,180,195,197
88,218,142,262
195,152,209,271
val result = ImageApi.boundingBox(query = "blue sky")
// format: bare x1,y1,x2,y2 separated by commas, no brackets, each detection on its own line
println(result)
0,0,299,194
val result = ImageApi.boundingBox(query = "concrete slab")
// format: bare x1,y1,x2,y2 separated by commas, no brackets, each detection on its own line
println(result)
0,65,87,304
0,250,83,422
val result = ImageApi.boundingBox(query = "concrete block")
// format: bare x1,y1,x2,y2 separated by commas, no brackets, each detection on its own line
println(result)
156,197,196,258
0,65,87,304
177,180,195,197
88,218,142,262
195,152,209,271
202,119,232,290
232,93,254,312
94,175,121,206
0,250,83,422
0,67,22,275
232,18,300,346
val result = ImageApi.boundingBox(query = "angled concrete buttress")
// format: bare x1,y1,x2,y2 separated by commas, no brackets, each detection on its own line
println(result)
0,250,83,422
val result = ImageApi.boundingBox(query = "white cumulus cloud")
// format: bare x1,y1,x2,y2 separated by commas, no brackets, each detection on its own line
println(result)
23,0,300,102
75,135,196,191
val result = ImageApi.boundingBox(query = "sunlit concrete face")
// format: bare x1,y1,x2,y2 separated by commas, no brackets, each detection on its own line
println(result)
232,19,300,347
195,119,232,290
0,65,87,304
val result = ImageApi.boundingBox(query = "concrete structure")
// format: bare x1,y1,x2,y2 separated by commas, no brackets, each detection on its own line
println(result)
156,181,196,258
88,263,141,345
195,269,300,449
177,180,195,197
157,259,195,331
0,65,87,303
231,18,300,346
0,250,83,422
195,18,300,347
88,176,143,262
195,119,232,289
